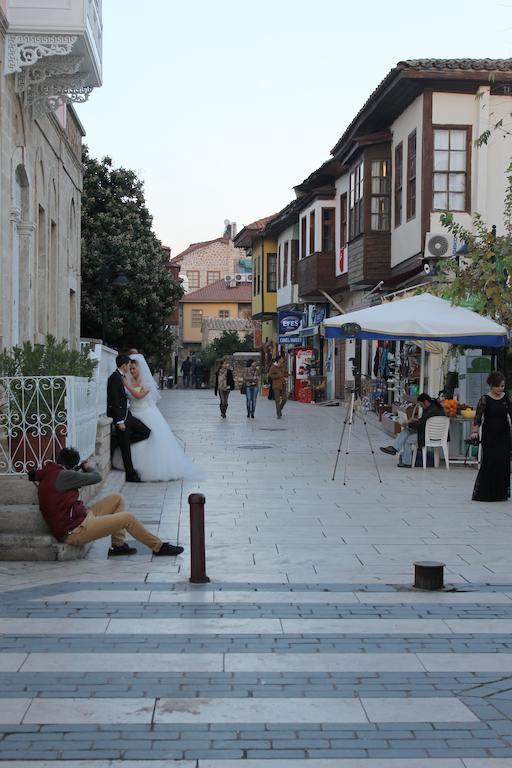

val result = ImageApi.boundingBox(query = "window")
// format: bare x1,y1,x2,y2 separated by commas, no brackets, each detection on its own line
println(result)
218,309,230,318
283,241,289,287
433,127,469,212
207,270,220,285
309,210,315,254
191,309,203,327
267,253,277,292
349,161,364,238
407,131,416,220
370,160,391,231
256,255,261,295
340,194,347,247
277,244,282,290
300,216,307,259
321,208,335,252
394,143,403,227
186,270,200,290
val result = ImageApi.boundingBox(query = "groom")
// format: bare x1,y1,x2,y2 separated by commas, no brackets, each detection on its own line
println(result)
107,353,150,483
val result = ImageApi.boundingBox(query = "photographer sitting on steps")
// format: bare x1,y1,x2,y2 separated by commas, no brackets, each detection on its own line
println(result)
29,447,183,558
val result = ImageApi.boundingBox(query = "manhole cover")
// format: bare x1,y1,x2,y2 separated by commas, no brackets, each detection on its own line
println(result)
237,445,274,450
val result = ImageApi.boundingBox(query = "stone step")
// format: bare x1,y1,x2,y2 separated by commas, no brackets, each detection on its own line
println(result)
0,505,50,534
0,533,91,561
0,475,38,504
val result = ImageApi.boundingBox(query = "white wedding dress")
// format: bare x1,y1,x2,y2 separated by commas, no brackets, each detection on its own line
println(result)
113,389,204,482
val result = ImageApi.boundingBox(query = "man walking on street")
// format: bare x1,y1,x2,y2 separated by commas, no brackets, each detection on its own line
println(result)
181,356,192,388
269,355,288,419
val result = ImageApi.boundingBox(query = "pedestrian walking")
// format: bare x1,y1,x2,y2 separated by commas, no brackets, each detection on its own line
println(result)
243,360,259,418
214,358,235,418
268,355,288,419
181,356,192,388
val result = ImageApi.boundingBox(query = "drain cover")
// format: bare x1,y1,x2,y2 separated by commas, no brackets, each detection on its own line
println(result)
259,427,287,432
237,444,273,450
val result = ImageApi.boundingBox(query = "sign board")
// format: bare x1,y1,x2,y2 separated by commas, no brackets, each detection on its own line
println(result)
336,244,348,277
278,310,303,346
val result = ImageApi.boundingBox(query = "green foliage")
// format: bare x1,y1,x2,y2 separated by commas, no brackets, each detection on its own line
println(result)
196,332,256,373
80,147,183,356
431,165,512,328
0,336,96,379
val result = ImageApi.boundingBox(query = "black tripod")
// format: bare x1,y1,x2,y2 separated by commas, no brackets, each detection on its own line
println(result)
332,384,383,484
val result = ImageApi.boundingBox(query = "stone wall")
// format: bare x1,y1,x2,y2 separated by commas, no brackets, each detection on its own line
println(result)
176,239,247,291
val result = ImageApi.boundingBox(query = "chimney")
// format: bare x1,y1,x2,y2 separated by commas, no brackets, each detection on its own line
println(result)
231,222,237,239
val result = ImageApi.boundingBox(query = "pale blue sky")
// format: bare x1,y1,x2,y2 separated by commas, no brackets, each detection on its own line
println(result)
78,0,512,256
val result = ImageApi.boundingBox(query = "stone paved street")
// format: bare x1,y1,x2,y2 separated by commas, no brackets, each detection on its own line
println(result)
2,389,512,766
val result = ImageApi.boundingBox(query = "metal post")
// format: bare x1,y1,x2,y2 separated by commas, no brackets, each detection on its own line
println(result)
414,560,445,590
189,493,210,584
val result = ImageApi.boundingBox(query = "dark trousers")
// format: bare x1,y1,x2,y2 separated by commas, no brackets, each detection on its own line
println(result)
219,389,230,415
114,413,150,476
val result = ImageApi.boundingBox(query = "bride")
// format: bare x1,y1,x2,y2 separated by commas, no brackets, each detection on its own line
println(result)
113,354,204,482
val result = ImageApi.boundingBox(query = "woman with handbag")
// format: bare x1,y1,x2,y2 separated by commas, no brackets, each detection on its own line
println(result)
242,360,259,418
214,359,235,418
471,371,512,501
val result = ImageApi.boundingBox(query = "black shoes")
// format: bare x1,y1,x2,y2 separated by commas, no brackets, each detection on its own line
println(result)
126,471,142,483
251,414,255,418
380,446,397,456
108,543,137,557
154,542,184,557
397,462,412,468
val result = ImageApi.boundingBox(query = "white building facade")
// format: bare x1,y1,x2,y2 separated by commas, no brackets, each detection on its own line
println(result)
0,0,102,350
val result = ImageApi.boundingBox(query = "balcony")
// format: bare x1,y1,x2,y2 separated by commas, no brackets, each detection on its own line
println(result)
4,0,102,115
297,251,336,300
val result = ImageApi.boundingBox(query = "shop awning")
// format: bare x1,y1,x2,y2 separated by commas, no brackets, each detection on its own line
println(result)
323,293,508,347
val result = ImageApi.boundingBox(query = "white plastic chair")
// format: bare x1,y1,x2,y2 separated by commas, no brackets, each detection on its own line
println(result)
411,416,450,470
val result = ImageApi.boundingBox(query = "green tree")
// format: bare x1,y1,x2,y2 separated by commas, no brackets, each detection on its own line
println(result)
80,147,183,356
434,161,512,327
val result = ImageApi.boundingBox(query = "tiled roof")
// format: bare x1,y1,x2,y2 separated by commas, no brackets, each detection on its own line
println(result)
331,58,512,157
234,214,280,247
181,279,252,303
203,317,254,332
244,214,277,232
402,58,512,71
170,237,231,263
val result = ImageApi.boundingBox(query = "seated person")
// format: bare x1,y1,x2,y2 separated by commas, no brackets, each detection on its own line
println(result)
380,393,445,468
29,447,184,558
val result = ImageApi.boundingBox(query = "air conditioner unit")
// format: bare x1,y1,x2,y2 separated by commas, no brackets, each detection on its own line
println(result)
234,273,244,282
424,232,450,259
224,275,233,284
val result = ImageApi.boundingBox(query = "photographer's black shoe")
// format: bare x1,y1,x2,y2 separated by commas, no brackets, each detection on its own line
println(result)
126,471,141,483
108,543,137,557
154,542,184,557
380,446,397,456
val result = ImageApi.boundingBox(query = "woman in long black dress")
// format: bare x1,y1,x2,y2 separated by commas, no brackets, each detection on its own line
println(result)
471,371,512,502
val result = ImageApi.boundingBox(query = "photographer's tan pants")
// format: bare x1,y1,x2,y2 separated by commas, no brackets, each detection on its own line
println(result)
65,493,162,552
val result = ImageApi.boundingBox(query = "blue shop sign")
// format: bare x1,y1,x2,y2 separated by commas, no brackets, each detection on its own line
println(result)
278,310,304,346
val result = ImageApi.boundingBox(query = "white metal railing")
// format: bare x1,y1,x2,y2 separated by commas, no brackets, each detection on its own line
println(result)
0,376,97,475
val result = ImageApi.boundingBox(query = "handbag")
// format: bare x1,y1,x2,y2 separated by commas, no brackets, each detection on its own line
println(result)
240,382,247,395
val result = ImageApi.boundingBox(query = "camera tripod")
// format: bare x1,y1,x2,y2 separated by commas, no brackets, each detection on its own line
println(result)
332,385,383,484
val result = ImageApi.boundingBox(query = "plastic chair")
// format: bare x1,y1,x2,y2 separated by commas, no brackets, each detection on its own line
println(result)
411,416,450,470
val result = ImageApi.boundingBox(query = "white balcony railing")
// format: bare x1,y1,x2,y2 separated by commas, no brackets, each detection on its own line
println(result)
4,0,102,115
0,376,97,475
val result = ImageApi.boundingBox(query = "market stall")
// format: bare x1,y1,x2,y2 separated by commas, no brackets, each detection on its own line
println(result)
323,293,508,461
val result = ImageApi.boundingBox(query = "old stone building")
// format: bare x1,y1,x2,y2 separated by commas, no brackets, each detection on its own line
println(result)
170,226,250,294
0,0,102,351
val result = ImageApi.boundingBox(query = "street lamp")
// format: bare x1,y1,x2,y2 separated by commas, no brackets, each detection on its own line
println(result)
100,269,129,346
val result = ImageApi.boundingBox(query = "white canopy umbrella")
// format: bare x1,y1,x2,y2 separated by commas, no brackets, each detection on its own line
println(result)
323,293,508,347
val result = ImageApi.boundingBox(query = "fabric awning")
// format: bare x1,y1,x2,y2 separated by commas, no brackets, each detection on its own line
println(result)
323,293,508,347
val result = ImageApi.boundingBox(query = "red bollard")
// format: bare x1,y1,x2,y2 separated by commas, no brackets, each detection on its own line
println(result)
188,493,210,584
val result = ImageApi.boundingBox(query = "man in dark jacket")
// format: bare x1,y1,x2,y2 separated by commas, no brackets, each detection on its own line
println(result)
31,447,184,557
380,393,445,468
107,353,150,482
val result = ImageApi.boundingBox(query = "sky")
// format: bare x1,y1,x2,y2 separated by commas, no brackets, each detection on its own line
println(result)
77,0,512,257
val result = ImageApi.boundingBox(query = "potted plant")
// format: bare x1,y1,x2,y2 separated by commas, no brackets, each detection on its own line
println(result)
0,337,96,472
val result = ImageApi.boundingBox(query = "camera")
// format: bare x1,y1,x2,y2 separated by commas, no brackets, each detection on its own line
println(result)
27,469,36,482
348,356,360,377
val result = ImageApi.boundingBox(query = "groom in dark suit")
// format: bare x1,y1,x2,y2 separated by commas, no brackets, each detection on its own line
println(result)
107,353,151,482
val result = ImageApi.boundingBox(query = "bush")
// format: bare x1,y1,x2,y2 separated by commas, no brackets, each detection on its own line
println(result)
0,336,97,379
